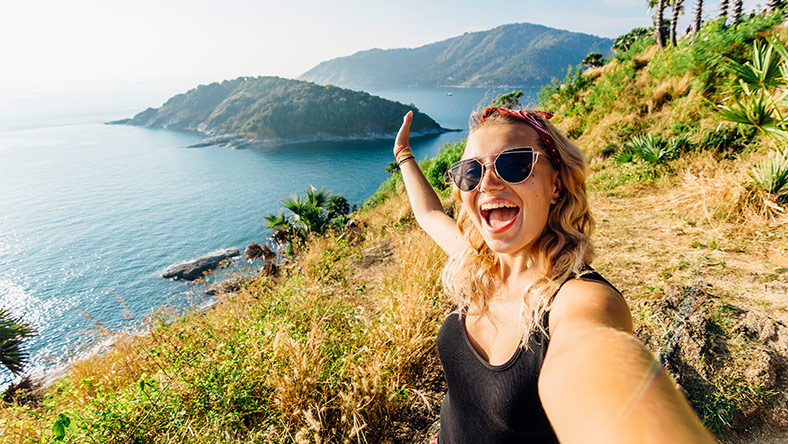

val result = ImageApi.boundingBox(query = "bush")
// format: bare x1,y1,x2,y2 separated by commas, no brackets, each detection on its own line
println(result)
751,149,788,201
620,134,683,167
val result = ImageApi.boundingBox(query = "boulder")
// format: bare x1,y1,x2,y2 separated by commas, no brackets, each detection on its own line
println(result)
161,248,239,280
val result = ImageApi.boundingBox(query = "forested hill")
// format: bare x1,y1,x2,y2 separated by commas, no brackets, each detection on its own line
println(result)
116,76,445,144
299,22,613,89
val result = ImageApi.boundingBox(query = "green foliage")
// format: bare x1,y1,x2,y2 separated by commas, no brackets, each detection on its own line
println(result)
613,27,656,61
326,195,350,219
128,77,443,140
627,134,679,165
264,186,350,251
491,91,524,108
622,134,682,166
613,27,653,53
717,37,788,136
423,140,467,192
751,149,788,201
52,413,71,441
538,64,595,115
582,52,605,67
692,374,778,435
0,309,35,375
648,13,784,91
695,126,754,153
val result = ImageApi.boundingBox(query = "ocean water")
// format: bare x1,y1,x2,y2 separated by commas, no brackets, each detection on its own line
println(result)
0,84,538,385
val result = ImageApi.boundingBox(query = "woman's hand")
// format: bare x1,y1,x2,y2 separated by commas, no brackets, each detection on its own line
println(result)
539,280,717,444
393,112,463,256
394,111,413,154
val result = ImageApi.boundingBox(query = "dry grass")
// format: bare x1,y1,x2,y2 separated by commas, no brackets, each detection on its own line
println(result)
0,190,451,444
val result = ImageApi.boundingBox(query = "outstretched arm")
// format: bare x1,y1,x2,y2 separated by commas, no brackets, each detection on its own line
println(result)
395,112,464,256
539,280,717,444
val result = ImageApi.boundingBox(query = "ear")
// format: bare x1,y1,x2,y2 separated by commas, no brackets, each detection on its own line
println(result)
551,175,562,205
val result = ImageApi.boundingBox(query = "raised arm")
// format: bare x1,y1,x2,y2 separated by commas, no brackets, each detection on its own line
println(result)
539,280,717,444
394,112,464,256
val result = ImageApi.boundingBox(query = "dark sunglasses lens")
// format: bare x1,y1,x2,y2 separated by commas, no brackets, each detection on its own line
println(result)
451,160,483,191
495,151,534,183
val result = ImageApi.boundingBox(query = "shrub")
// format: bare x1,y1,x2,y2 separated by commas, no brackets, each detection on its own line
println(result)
624,134,682,166
751,149,788,202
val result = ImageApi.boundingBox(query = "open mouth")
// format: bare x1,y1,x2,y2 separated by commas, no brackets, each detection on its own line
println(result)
479,201,520,231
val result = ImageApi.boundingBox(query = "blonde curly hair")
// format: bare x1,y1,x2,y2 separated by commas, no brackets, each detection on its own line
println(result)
441,109,595,347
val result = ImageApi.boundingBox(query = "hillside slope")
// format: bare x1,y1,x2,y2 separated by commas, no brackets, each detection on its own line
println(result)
299,22,613,89
4,12,788,444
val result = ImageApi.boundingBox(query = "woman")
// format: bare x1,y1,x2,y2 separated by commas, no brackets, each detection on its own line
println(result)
393,109,716,444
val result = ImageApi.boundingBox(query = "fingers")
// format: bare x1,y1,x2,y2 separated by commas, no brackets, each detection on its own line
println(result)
395,111,413,149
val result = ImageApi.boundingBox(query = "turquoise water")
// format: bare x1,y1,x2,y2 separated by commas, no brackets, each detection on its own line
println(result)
0,85,538,384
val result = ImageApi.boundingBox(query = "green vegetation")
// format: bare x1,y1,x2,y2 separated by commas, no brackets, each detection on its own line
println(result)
0,310,35,375
4,9,788,444
125,76,443,141
299,23,613,88
581,52,605,68
264,186,350,252
536,7,788,435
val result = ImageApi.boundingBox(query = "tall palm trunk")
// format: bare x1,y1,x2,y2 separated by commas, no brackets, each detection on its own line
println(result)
692,0,703,38
656,0,666,47
768,0,783,12
731,0,743,21
719,0,729,19
670,0,684,46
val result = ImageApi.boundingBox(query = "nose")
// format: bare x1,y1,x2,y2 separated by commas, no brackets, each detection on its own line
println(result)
478,160,504,192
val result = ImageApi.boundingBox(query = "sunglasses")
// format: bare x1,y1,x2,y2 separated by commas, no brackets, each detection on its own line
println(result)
449,147,540,192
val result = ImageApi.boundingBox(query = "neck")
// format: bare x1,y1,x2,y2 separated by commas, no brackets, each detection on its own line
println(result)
498,250,537,286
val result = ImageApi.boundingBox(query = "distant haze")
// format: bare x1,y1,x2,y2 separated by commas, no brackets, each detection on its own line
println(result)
0,0,768,94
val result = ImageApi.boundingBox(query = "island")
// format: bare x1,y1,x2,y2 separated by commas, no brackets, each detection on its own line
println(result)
109,76,449,148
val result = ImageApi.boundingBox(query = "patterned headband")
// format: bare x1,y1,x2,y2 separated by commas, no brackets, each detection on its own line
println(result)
478,107,561,168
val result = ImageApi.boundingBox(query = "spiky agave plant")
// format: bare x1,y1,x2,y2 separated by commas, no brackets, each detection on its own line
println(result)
718,38,788,137
751,149,788,203
626,134,680,166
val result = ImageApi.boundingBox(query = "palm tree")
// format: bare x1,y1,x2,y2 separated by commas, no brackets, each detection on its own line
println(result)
263,186,350,252
650,0,667,47
670,0,685,46
0,310,35,375
692,0,703,38
731,0,743,22
719,0,729,20
264,209,297,248
768,0,784,13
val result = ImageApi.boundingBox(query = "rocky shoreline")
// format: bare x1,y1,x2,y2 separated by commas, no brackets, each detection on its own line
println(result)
184,127,458,149
105,121,458,150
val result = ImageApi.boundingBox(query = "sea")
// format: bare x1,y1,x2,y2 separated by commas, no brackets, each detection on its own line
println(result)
0,83,539,387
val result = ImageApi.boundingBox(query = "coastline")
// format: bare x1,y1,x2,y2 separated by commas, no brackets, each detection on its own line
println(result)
105,120,458,149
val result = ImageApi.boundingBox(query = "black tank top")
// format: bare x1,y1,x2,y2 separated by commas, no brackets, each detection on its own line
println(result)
436,269,615,444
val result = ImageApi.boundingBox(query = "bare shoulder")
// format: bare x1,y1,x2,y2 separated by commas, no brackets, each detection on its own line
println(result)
548,276,633,336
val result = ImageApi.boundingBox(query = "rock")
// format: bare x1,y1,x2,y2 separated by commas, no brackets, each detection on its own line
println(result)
633,282,788,436
205,275,251,295
358,239,393,268
162,248,239,280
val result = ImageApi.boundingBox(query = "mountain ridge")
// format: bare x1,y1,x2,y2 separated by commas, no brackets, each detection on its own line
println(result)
299,22,614,89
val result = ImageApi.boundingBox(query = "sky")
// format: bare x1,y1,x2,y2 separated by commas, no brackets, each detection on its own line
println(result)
0,0,771,94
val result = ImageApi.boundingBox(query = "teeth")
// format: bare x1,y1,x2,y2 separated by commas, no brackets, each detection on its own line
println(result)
480,202,518,211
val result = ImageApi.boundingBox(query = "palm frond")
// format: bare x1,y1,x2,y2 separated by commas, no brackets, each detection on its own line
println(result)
751,149,788,196
0,310,35,374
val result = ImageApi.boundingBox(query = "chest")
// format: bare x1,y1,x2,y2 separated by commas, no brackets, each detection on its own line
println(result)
436,312,553,439
464,301,524,366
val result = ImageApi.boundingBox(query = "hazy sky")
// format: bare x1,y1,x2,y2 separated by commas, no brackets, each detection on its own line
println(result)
0,0,769,93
